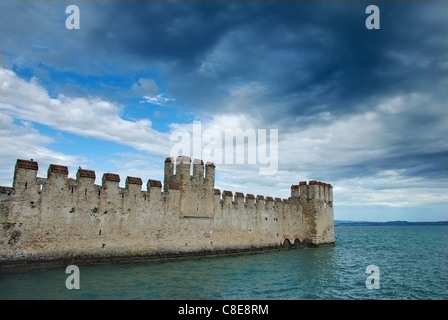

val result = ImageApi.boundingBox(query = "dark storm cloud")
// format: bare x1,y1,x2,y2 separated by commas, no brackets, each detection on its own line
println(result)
1,1,446,174
2,1,445,118
83,1,241,65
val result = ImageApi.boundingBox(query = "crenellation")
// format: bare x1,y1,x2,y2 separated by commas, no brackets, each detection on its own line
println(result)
265,196,275,212
163,157,175,192
298,181,308,200
13,160,38,196
291,184,300,198
77,168,96,180
148,179,162,188
101,173,120,201
126,176,143,187
75,168,94,184
317,182,323,201
234,192,245,205
204,161,215,189
16,159,38,170
44,164,69,201
192,158,204,179
49,164,69,176
103,173,120,183
222,190,233,202
0,157,335,266
256,195,265,208
246,193,255,202
146,179,163,204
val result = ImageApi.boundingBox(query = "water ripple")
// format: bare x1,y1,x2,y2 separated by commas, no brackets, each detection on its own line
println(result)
1,225,446,300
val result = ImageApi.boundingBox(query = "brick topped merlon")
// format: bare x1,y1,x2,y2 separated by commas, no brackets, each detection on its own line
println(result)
297,180,332,188
246,194,255,200
256,195,264,200
48,164,69,175
193,159,204,165
16,159,38,170
266,196,274,202
206,162,216,168
126,176,143,185
169,182,180,190
291,184,300,190
235,192,244,198
213,188,221,195
164,157,173,163
307,180,333,188
77,169,96,179
275,198,282,203
103,173,120,182
176,155,191,164
148,179,162,188
222,190,233,197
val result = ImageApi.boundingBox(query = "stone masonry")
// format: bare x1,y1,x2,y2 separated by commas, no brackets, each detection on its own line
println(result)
0,156,334,266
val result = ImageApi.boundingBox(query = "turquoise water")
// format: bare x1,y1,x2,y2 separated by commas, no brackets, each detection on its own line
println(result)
0,225,446,300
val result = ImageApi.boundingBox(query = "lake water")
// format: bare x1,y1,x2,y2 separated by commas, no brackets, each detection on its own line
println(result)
0,225,446,300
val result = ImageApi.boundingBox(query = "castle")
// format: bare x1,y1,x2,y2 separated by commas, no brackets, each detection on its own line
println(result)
0,156,334,267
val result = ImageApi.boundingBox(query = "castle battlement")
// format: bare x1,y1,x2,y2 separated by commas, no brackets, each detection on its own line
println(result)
0,156,335,267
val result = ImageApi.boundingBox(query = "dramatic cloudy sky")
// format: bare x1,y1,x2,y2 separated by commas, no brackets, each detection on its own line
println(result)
0,0,446,221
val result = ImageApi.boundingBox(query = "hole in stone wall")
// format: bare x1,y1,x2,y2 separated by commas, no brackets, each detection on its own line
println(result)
283,239,291,248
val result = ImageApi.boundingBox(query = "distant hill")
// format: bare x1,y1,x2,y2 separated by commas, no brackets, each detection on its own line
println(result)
334,220,448,226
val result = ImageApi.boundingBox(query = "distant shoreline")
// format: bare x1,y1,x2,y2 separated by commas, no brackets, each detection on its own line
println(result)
334,220,448,226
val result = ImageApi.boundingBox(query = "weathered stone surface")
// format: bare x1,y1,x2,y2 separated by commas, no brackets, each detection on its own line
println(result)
0,156,335,267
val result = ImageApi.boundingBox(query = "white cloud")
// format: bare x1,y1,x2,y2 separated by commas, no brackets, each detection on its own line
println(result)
0,114,86,186
0,68,171,155
140,94,174,106
131,78,159,96
334,171,447,207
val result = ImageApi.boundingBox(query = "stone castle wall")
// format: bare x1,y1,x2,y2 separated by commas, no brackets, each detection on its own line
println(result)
0,156,334,266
